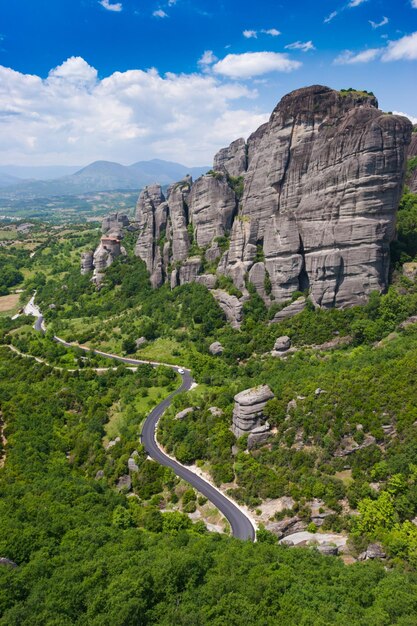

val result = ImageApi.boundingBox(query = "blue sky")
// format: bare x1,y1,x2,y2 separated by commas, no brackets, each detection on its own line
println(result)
0,0,416,166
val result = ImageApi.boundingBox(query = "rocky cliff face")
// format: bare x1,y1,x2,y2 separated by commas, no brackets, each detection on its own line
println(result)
102,85,413,312
221,87,412,308
408,128,417,193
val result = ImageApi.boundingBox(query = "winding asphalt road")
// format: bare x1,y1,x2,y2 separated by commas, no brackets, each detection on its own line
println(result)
48,334,256,540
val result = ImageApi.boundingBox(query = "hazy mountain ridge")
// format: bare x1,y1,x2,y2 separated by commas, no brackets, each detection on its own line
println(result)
0,159,210,198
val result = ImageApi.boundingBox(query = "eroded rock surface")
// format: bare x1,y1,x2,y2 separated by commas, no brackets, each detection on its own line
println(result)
220,86,412,308
80,251,94,275
408,128,417,193
209,341,224,355
211,290,243,328
93,86,412,317
232,385,274,438
93,236,125,285
213,138,247,178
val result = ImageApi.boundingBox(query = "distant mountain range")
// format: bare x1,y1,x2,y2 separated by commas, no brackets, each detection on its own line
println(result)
0,159,210,197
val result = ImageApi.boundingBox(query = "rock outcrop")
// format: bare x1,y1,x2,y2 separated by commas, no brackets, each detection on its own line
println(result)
211,290,243,328
232,385,274,438
102,212,130,235
188,174,237,247
408,128,417,193
91,86,413,315
209,341,224,355
93,236,125,285
274,336,291,352
81,212,129,282
80,251,94,275
220,86,412,308
213,138,247,178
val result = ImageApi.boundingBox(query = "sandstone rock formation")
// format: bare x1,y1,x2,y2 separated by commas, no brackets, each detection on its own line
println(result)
175,407,194,420
232,385,274,438
81,211,130,282
93,236,125,285
209,341,224,355
210,290,243,328
102,212,130,235
80,251,94,275
95,86,413,316
270,297,306,323
213,138,247,178
188,174,237,247
220,86,412,308
408,128,417,193
247,424,271,449
274,336,291,352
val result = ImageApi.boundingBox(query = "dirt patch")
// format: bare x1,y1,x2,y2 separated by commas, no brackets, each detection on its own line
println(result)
0,293,20,313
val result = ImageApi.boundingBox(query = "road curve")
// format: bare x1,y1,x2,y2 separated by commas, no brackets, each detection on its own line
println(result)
52,336,256,540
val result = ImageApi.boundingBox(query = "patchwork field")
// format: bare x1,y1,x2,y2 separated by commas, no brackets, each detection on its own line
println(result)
0,293,20,313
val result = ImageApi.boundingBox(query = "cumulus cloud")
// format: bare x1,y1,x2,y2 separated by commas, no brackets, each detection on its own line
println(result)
243,30,257,39
369,16,389,29
48,56,98,85
0,57,271,166
198,50,218,67
382,31,417,61
212,52,301,78
393,111,417,124
153,9,168,18
285,41,315,52
99,0,122,12
334,48,381,64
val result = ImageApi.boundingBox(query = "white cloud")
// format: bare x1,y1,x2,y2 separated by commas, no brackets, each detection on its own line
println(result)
153,9,168,18
348,0,368,6
48,57,98,85
99,0,122,12
262,28,281,36
393,111,417,124
285,40,315,52
243,28,280,39
334,48,382,64
412,1,417,8
369,16,389,29
168,0,177,4
0,57,271,166
382,31,417,61
212,52,301,78
324,11,338,23
198,50,218,67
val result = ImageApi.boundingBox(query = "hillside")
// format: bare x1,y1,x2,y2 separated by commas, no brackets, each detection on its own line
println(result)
0,159,210,200
2,85,417,623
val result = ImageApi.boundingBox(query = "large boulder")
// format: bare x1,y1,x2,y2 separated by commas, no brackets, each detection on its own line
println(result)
211,290,243,329
232,385,274,438
209,341,224,356
273,336,291,352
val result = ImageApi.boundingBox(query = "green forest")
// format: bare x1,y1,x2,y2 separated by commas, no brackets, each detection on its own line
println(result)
2,189,417,623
